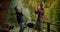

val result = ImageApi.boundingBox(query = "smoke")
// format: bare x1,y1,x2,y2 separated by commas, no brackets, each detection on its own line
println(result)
9,0,31,22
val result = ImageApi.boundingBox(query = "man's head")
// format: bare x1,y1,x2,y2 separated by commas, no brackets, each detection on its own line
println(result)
40,2,43,8
15,6,22,13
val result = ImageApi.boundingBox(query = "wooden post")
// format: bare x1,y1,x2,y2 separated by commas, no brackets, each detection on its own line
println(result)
0,0,10,26
47,22,50,32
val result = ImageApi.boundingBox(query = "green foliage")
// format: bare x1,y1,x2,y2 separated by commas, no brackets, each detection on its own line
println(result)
55,0,60,31
5,0,60,31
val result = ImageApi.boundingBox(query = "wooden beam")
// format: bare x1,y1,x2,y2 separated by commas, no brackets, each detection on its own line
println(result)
0,0,10,26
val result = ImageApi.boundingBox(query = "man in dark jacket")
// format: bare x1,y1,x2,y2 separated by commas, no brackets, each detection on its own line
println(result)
15,7,23,24
15,7,24,32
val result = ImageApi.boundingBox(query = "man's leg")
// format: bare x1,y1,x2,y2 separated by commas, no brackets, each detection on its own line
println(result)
19,22,25,32
36,21,42,32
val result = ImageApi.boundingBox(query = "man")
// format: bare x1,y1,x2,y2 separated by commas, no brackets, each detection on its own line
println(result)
15,7,23,24
34,2,44,32
15,7,24,32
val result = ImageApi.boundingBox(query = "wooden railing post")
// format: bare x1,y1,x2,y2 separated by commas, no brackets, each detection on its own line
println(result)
47,22,50,32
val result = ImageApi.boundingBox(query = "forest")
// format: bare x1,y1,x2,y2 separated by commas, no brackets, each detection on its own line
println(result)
5,0,60,32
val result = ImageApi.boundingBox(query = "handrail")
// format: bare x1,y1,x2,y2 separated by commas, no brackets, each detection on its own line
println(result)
43,21,60,26
42,27,57,32
42,21,59,32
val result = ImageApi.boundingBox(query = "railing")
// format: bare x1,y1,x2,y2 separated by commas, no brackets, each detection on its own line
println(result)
26,21,60,32
0,21,60,32
43,22,60,32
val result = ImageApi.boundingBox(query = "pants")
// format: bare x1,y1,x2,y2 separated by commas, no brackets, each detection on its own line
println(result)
19,22,25,32
35,21,42,32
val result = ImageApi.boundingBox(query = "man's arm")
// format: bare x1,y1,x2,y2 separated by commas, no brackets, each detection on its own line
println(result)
21,13,23,16
34,7,38,14
34,10,38,14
